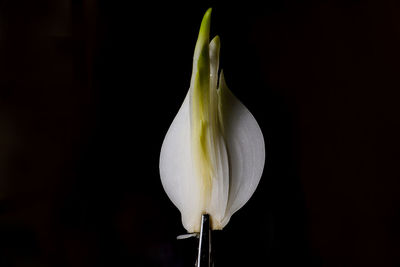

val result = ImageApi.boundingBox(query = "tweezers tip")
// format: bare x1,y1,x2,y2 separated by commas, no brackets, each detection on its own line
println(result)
196,214,212,267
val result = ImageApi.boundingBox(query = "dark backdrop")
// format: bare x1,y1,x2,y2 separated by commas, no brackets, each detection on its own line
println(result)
1,0,400,266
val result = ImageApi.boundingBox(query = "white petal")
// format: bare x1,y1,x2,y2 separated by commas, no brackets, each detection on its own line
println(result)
218,72,265,227
159,93,204,232
205,35,230,229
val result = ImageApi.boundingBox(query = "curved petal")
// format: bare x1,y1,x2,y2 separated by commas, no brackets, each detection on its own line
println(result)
159,93,204,232
218,72,265,227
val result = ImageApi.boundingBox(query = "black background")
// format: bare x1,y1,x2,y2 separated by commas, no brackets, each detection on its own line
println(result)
1,0,400,266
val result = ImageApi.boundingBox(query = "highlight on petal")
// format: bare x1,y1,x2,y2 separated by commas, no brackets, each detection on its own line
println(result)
159,8,265,233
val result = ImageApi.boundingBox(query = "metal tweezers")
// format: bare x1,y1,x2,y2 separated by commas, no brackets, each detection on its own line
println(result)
195,214,212,267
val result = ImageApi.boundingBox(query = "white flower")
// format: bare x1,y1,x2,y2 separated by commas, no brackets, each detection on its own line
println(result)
159,8,265,233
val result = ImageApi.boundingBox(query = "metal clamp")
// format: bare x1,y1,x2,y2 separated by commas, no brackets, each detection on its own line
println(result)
195,214,212,267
